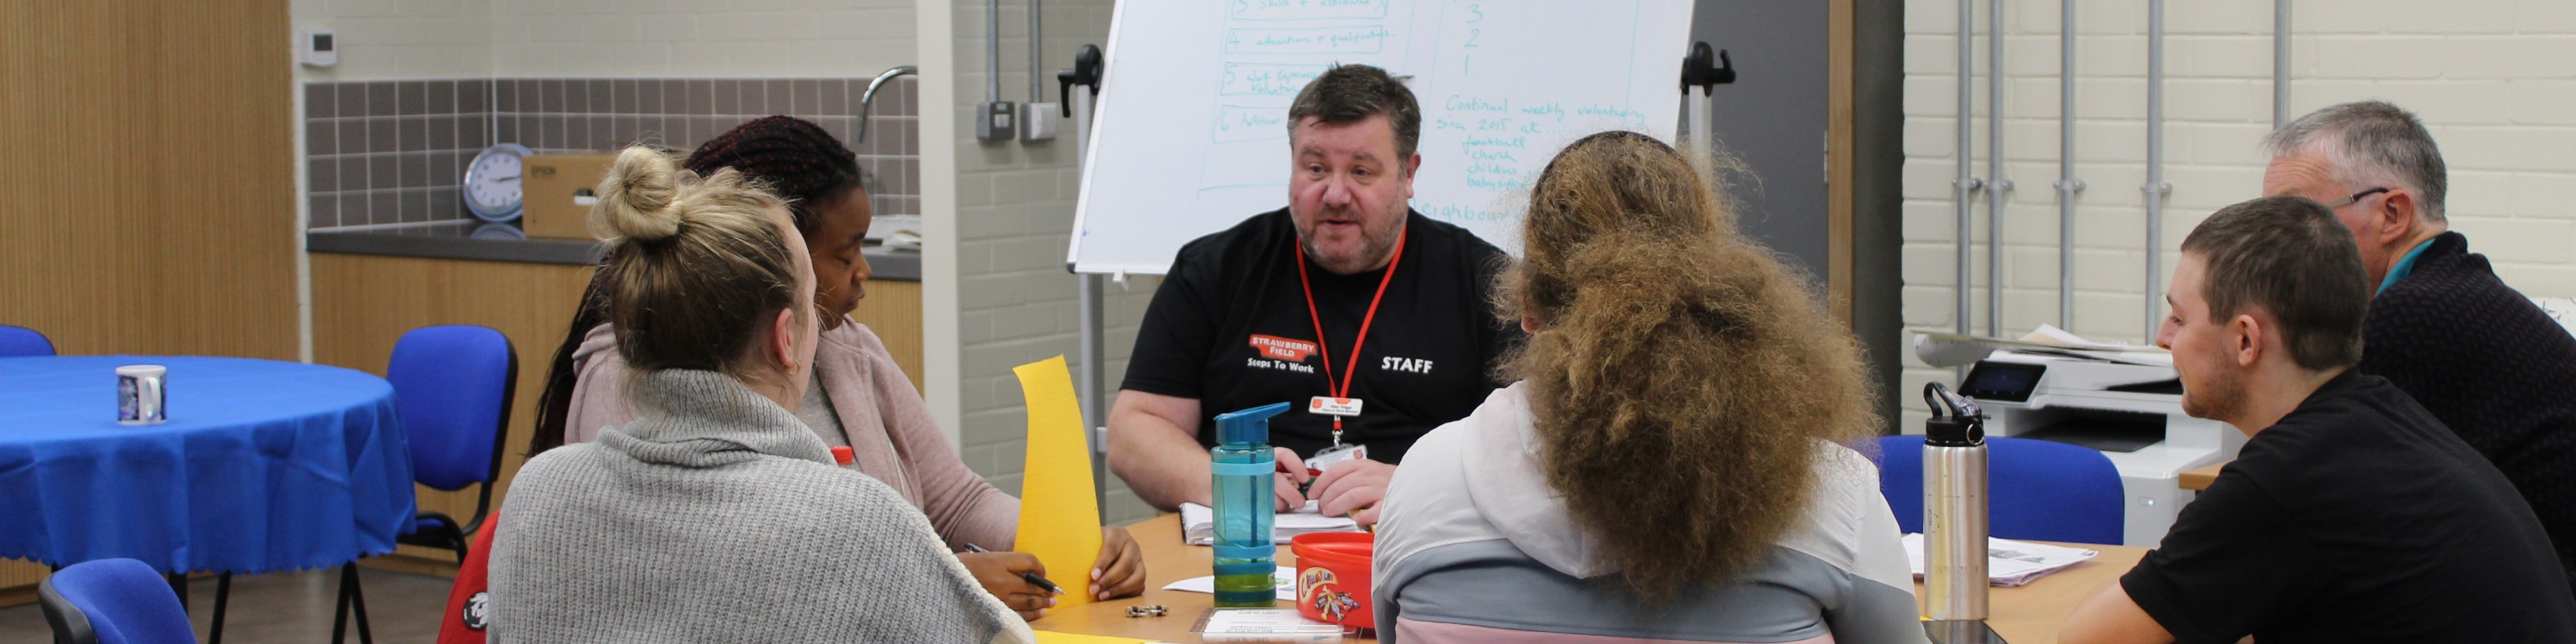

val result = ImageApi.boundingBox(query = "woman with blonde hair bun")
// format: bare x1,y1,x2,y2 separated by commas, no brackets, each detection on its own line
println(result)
1371,131,1926,643
488,146,1035,644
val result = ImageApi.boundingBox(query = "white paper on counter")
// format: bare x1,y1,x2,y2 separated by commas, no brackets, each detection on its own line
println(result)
1902,533,2101,587
1162,566,1297,601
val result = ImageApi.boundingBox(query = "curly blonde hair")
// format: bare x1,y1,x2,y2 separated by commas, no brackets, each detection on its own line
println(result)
1499,131,1880,605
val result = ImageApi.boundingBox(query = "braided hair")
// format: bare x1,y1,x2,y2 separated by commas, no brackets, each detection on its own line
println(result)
683,115,868,234
529,116,866,457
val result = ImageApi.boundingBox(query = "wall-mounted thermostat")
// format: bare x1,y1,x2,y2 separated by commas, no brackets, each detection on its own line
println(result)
299,30,337,68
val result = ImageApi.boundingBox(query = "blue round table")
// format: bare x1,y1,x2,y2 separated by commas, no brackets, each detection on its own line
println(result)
0,356,417,575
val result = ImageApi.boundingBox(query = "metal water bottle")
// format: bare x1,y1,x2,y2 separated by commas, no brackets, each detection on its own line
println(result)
1923,382,1989,621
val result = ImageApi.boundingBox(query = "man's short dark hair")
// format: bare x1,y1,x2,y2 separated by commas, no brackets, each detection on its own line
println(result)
2181,195,2372,370
1286,64,1421,161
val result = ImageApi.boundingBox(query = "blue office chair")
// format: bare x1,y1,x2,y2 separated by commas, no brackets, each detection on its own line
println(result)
39,558,196,644
335,324,518,644
1874,434,2126,545
1,324,57,357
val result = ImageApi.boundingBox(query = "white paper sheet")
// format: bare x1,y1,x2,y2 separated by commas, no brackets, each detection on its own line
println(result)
1902,533,2101,588
1162,566,1298,601
1194,608,1344,642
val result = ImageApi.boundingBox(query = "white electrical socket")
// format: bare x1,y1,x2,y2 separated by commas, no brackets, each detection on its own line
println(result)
1022,103,1059,142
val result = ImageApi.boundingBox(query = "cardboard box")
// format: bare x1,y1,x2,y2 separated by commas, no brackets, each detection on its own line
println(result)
520,154,619,240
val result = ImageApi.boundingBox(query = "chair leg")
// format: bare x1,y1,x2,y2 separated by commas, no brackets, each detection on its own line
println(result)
209,572,231,644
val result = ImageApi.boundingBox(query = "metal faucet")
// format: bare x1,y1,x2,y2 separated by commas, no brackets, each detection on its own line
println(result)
857,65,919,142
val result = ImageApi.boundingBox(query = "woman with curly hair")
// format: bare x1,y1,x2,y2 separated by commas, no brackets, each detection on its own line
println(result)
1370,130,1925,643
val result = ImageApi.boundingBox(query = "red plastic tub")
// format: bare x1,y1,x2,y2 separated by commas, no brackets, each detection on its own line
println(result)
1290,531,1376,630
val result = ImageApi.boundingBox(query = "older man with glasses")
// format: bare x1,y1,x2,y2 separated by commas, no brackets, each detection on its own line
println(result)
2261,100,2576,591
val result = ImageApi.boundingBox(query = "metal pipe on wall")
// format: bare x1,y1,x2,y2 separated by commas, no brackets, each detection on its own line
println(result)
1987,0,2008,338
2058,0,2083,329
1030,0,1045,102
1955,0,1980,336
986,0,1002,103
2274,0,2290,129
2144,0,2172,342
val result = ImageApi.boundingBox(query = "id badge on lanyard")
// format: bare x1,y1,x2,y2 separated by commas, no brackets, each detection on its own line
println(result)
1307,442,1368,477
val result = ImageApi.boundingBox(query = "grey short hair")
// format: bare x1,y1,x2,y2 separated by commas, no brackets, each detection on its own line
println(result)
2261,101,2448,222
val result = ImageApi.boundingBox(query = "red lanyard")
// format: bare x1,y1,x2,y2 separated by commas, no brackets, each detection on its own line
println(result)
1294,226,1406,440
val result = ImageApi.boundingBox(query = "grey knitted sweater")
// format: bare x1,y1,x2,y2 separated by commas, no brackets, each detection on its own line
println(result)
489,369,1036,644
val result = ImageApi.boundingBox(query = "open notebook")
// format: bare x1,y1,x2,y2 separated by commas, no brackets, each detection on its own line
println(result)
1178,501,1364,546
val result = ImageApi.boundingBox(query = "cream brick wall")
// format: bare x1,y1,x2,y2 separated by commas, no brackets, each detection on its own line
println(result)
1902,0,2576,428
292,0,916,80
949,0,1162,524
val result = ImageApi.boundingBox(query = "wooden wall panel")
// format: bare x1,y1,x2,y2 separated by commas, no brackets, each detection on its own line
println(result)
1829,0,1857,326
0,0,295,597
309,254,595,569
850,279,927,394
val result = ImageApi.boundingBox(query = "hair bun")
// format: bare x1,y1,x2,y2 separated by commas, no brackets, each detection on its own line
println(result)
592,147,686,242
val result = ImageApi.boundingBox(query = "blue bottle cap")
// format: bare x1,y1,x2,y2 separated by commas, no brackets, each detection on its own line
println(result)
1213,402,1291,446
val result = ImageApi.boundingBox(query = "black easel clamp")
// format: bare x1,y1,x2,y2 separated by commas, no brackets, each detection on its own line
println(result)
1680,41,1736,96
1058,44,1104,118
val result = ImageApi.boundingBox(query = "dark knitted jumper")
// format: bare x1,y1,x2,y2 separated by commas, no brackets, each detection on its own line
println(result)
2358,231,2576,589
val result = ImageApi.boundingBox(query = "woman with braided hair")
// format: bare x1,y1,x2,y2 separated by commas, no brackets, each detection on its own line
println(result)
522,117,1141,621
1368,131,1926,643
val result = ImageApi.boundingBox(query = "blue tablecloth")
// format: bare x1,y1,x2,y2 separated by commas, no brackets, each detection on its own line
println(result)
0,356,416,574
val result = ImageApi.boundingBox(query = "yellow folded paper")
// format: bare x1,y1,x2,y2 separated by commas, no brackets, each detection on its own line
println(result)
1014,356,1105,606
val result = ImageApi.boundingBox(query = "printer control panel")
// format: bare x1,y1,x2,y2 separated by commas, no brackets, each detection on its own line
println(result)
1959,361,2047,402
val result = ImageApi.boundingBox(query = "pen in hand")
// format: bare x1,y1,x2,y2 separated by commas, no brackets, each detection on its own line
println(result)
963,543,1063,595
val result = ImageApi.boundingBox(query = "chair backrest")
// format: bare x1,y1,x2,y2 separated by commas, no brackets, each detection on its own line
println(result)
388,325,518,492
39,559,196,644
1,324,57,357
1874,434,2126,544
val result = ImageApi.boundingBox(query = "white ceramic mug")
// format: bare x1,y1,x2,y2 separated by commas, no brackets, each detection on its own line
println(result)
117,365,167,425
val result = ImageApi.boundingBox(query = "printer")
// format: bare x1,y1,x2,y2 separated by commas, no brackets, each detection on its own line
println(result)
1939,349,2245,547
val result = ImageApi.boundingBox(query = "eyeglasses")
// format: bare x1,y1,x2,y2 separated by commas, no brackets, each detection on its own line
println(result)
2321,187,2392,208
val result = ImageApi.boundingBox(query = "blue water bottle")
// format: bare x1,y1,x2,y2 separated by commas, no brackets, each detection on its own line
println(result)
1211,402,1290,607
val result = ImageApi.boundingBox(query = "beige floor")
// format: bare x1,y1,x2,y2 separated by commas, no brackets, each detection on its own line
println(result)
0,567,454,643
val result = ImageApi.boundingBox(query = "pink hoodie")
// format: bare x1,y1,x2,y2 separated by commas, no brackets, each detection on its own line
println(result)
564,322,1021,551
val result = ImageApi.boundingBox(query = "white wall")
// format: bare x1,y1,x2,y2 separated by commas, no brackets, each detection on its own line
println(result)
493,2,915,78
291,0,494,81
291,0,917,80
1902,0,2576,427
947,0,1163,524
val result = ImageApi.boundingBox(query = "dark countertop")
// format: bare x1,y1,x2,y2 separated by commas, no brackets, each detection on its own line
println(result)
307,221,922,281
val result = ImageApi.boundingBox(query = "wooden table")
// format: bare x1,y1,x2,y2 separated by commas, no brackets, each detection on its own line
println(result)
2180,461,2228,491
1034,514,2149,643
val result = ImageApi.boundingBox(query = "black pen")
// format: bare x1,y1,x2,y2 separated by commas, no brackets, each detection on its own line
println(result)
962,543,1063,595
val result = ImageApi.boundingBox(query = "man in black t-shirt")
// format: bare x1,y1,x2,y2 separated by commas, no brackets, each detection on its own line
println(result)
2060,196,2576,644
1107,64,1520,526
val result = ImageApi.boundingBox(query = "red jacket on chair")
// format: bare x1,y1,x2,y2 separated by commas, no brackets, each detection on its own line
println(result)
436,511,499,644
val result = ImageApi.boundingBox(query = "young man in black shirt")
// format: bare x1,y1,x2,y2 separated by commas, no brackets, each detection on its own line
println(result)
1108,64,1520,526
2060,196,2576,644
